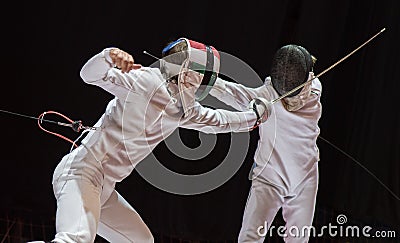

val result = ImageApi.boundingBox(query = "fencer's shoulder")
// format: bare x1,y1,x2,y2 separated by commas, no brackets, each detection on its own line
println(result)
311,75,322,95
264,76,272,86
264,76,280,99
133,67,164,83
137,67,163,77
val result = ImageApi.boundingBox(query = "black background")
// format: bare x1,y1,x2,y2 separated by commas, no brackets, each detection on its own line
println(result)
1,0,399,242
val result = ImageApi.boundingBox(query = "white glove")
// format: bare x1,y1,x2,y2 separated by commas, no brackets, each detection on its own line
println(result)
248,97,272,127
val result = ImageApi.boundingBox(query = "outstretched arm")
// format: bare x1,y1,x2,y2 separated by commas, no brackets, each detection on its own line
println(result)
179,99,271,134
209,77,273,111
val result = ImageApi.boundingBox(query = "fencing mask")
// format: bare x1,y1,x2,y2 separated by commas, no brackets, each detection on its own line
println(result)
270,44,314,97
161,38,220,116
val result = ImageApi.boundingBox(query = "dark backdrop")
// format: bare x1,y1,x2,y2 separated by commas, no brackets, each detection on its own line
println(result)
1,0,399,242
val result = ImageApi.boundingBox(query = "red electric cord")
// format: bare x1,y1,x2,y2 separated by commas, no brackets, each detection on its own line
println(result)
37,111,83,148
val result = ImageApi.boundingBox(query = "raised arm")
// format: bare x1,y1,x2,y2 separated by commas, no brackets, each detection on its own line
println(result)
209,77,273,111
80,48,142,100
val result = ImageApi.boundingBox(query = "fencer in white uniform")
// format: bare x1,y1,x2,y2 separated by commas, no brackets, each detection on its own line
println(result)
209,44,322,243
30,38,272,243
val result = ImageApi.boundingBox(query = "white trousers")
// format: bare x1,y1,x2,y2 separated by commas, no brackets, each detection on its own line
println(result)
51,149,154,243
238,162,319,243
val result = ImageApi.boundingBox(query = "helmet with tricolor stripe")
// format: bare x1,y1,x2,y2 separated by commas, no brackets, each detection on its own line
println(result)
161,38,221,103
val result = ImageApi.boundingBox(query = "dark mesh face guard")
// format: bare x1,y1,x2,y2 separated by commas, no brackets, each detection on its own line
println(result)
270,44,313,97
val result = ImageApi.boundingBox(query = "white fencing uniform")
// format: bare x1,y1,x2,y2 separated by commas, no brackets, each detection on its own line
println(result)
210,75,322,243
50,48,258,243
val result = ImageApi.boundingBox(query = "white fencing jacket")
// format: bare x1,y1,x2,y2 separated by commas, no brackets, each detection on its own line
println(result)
210,76,322,189
56,48,257,200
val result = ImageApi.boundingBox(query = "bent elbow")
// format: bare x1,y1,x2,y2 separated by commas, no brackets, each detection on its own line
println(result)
80,65,92,83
